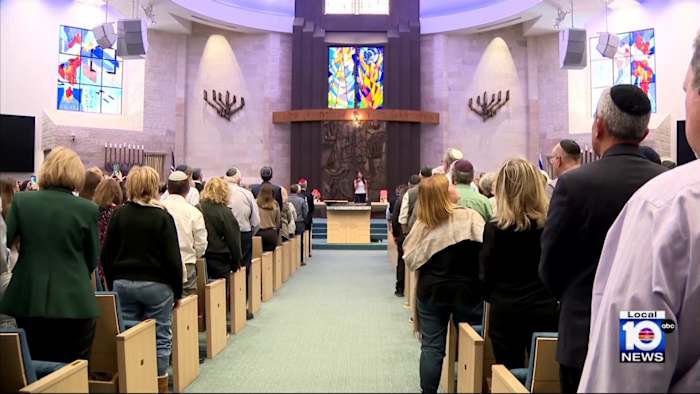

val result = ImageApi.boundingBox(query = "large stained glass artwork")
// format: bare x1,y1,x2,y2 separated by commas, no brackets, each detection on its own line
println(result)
328,46,384,109
357,47,384,109
58,25,123,113
589,28,656,113
329,47,357,109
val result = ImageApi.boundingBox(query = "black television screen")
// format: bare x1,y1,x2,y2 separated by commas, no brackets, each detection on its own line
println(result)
0,114,36,172
677,120,696,166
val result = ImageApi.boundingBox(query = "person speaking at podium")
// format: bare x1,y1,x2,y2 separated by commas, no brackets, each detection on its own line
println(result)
353,171,368,204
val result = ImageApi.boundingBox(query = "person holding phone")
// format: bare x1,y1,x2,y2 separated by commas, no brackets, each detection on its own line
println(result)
353,171,368,204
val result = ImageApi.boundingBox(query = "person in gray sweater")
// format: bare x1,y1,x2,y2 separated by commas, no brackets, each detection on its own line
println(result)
288,184,308,236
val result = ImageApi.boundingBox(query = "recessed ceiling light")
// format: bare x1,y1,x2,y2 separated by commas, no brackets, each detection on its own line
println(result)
76,0,106,6
608,0,641,10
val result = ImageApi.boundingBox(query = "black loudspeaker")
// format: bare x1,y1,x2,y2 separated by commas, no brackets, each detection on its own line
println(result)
559,28,587,69
116,19,148,59
677,121,696,165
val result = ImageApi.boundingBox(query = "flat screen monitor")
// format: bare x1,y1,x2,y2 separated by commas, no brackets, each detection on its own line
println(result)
0,114,36,172
677,120,696,166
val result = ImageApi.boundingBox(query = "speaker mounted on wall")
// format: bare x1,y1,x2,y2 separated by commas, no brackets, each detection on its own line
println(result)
116,19,149,59
559,28,587,69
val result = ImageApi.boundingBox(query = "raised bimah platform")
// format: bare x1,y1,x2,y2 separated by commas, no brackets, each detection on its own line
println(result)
326,205,372,244
272,109,440,124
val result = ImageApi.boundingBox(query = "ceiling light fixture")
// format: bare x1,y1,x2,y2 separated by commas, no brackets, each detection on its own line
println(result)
608,0,641,10
76,0,106,6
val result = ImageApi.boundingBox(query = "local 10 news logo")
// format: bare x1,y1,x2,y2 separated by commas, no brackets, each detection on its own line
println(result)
619,311,676,363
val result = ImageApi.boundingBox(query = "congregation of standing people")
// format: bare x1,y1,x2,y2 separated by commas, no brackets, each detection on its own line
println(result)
0,30,699,394
0,152,314,392
389,32,700,393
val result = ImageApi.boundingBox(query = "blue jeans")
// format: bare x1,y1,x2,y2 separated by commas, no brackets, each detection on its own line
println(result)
113,280,174,376
417,299,483,393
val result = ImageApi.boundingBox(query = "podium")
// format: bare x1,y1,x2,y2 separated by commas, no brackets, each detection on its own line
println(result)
326,205,371,244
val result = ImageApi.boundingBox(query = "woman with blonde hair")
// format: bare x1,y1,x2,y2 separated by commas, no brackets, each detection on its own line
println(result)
199,177,242,280
101,165,182,392
479,158,558,369
256,183,281,252
0,147,100,363
403,174,485,393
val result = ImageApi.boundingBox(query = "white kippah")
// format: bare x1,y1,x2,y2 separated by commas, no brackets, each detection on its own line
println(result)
168,171,188,181
446,148,463,161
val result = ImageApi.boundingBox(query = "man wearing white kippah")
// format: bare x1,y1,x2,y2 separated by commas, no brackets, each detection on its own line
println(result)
432,148,463,183
162,171,208,296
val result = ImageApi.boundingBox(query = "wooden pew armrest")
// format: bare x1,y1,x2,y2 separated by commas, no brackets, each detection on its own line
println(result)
117,319,156,341
491,365,529,393
20,360,88,393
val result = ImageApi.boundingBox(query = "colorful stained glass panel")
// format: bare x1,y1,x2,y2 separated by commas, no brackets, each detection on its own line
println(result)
57,25,122,114
328,47,357,109
589,28,656,113
357,47,384,109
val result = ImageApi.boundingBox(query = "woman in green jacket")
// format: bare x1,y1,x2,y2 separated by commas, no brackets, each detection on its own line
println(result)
0,147,100,363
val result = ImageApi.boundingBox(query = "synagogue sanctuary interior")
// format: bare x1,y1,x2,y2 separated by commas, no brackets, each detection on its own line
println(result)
1,0,700,393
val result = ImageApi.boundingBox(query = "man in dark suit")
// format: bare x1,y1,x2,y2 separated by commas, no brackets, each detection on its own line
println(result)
251,166,284,210
298,178,314,258
539,85,666,392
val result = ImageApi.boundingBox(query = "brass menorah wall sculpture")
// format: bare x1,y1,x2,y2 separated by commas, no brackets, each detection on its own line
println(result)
203,89,245,121
468,90,510,122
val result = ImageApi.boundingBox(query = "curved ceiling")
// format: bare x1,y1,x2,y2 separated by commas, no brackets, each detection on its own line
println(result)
160,0,599,35
211,0,513,18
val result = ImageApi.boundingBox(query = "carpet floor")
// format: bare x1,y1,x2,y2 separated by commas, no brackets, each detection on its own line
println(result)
186,250,420,393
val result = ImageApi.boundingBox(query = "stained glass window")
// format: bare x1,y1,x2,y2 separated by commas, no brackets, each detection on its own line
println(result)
589,28,656,114
58,25,123,114
328,46,384,109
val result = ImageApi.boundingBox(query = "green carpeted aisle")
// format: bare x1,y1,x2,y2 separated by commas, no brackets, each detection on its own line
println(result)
186,250,420,393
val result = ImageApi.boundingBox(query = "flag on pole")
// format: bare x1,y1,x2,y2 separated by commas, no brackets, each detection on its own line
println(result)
170,151,176,172
538,154,545,171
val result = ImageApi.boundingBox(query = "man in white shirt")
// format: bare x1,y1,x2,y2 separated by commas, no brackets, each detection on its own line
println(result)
398,167,432,234
224,168,260,319
161,165,200,206
432,148,463,183
579,32,700,393
162,171,207,297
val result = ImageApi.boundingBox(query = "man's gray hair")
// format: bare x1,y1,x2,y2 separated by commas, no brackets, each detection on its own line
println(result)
595,88,650,142
225,167,241,184
692,30,700,91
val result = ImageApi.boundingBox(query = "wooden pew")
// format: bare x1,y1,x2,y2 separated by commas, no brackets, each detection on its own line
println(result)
457,323,484,393
492,365,529,393
20,360,88,393
261,252,274,301
89,293,157,393
229,267,247,334
440,321,457,393
273,246,283,291
116,320,158,393
441,303,494,393
249,258,262,314
172,295,199,392
304,229,311,261
252,236,263,260
0,330,89,393
282,241,291,283
293,236,301,271
205,279,228,359
490,334,560,393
